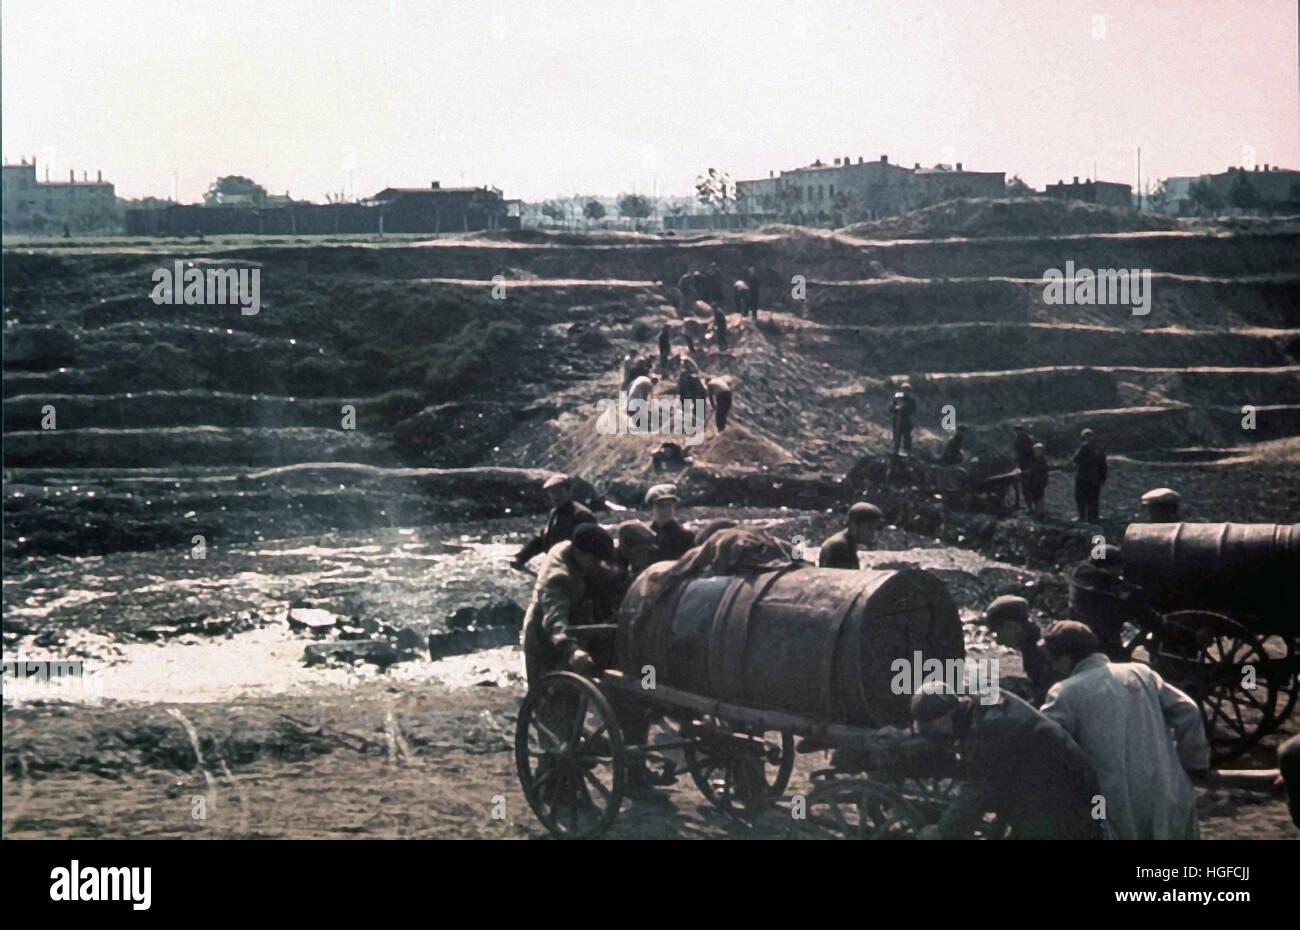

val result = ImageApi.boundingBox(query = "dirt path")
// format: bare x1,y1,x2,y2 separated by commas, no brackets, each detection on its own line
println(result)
4,675,1293,840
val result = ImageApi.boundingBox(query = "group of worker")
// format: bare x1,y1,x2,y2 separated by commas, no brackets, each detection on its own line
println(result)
893,387,1108,523
515,477,696,682
618,348,734,436
677,262,763,320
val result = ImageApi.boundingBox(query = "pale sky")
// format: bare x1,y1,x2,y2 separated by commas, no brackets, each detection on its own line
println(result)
3,0,1297,203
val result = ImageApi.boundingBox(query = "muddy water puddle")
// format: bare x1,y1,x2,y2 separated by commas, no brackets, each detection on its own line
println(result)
3,518,1035,706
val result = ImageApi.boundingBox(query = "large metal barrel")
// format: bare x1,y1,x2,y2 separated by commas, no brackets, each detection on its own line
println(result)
1122,523,1300,623
617,566,964,728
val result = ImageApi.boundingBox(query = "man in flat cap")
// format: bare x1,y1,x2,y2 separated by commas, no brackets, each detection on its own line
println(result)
817,502,883,569
1040,621,1209,840
512,474,597,570
982,595,1056,706
889,382,917,456
645,484,695,562
521,523,617,684
911,680,1105,840
1067,544,1157,660
1072,428,1108,523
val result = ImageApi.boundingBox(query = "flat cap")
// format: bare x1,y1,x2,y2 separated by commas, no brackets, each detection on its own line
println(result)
1042,620,1100,660
847,502,884,524
542,473,571,490
984,595,1030,626
615,520,657,549
571,523,615,560
911,679,960,722
645,483,679,505
1080,428,1095,439
1141,487,1181,505
1089,544,1123,567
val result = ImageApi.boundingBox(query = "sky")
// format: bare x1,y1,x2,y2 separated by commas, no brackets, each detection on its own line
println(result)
2,0,1297,203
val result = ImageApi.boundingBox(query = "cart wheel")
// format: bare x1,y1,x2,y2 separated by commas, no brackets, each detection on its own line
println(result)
684,722,794,814
1150,611,1278,763
803,778,923,839
515,672,625,839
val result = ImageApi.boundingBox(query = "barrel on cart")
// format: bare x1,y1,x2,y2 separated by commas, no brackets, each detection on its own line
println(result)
1121,522,1300,761
514,565,966,838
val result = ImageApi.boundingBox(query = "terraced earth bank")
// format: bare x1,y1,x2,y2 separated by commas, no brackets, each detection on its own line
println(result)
4,201,1299,839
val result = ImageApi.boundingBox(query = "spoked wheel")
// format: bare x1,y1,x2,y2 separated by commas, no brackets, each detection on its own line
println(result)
803,778,922,839
683,720,794,814
515,671,625,839
1149,610,1278,763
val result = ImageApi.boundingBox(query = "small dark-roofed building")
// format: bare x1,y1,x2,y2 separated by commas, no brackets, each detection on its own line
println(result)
1044,177,1133,209
367,182,516,232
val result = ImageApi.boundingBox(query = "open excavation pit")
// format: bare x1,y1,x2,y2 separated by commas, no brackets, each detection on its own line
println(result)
4,204,1298,839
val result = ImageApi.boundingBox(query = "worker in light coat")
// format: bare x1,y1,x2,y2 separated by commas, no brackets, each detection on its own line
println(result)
1039,621,1211,840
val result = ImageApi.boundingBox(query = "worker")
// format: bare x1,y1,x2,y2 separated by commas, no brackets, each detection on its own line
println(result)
707,375,732,431
1067,545,1155,661
658,324,672,369
1040,621,1210,840
626,372,657,417
744,265,761,319
982,595,1057,706
645,484,695,562
911,680,1105,840
1012,424,1035,511
1279,735,1300,829
620,351,641,391
939,425,968,466
512,474,597,569
677,360,708,433
588,520,660,627
713,304,729,350
1140,487,1181,522
817,502,883,569
1022,442,1049,518
890,383,916,455
520,523,617,684
676,270,698,314
1072,428,1107,523
732,279,750,318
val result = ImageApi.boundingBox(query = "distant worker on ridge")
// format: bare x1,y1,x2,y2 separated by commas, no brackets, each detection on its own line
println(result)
1072,428,1107,523
890,383,917,455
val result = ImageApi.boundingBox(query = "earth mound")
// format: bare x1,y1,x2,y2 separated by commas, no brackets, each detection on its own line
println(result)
839,197,1185,240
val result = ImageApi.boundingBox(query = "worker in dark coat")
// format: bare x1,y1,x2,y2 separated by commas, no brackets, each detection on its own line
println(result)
1012,424,1035,510
732,280,750,317
520,524,616,684
645,484,695,562
1067,545,1156,660
890,383,917,455
1072,428,1107,523
912,681,1106,840
658,324,672,369
1023,442,1049,518
677,359,709,433
512,474,597,568
818,502,883,569
744,266,761,319
706,376,733,431
939,426,968,466
712,304,728,350
983,595,1057,706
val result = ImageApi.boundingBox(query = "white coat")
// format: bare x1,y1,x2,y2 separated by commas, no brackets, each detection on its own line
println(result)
1041,653,1210,840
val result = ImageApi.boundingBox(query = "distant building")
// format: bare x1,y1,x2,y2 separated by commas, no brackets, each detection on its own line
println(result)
1043,177,1133,209
1158,165,1300,215
735,154,1005,223
124,180,519,237
366,182,516,232
2,158,116,230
